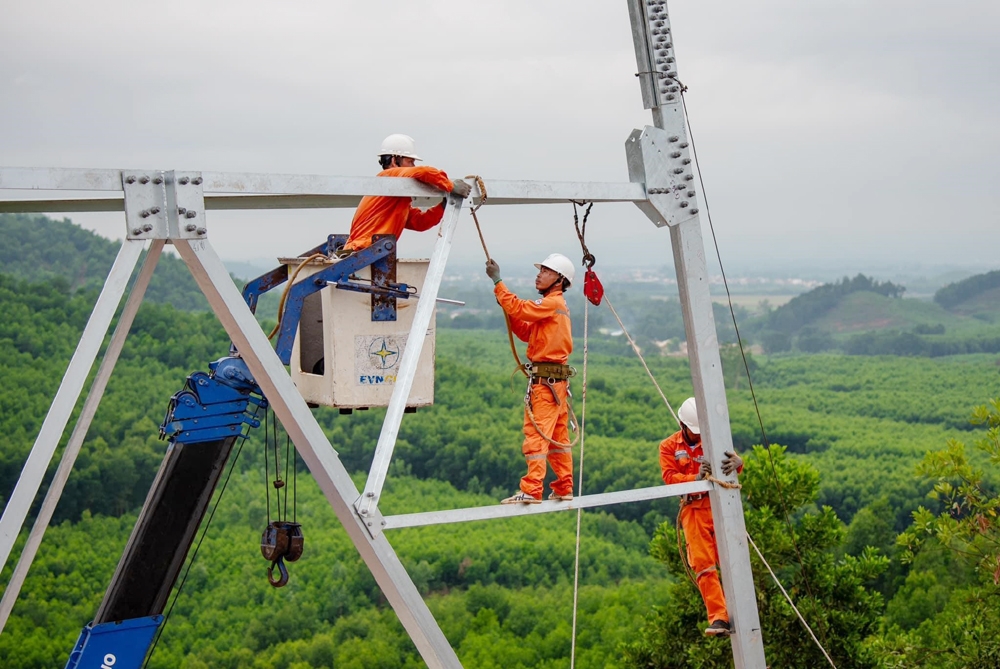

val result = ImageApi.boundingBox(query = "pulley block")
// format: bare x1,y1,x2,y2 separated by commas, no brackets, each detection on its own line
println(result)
260,521,304,587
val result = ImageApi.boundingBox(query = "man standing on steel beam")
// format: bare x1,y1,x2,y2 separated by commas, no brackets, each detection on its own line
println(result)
341,134,471,254
660,397,745,636
486,254,577,505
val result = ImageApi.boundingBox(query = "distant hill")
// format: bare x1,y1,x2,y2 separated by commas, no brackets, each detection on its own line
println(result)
0,213,208,311
751,273,1000,355
934,269,1000,315
755,274,905,336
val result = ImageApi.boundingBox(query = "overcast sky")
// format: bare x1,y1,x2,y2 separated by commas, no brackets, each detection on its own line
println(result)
2,0,997,278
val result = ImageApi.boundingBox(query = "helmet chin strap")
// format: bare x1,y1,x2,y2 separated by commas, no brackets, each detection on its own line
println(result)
537,275,562,296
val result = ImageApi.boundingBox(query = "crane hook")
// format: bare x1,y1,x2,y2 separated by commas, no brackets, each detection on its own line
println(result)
267,557,289,588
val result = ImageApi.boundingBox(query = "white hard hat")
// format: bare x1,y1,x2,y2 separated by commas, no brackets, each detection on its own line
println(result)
534,253,575,286
378,134,422,161
678,397,700,434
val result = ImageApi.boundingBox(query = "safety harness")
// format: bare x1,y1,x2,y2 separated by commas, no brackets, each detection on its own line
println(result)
522,361,580,449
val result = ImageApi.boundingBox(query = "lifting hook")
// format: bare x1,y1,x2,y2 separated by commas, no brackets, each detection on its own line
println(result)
267,556,289,588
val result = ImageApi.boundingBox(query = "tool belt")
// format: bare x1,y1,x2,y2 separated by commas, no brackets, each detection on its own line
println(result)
525,361,575,382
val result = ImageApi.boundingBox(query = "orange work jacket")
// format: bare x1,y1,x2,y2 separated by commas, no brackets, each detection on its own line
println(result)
659,430,743,506
660,431,703,486
343,166,454,251
493,283,572,363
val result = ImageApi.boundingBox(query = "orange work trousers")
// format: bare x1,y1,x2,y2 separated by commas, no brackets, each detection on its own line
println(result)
680,500,729,624
519,380,573,499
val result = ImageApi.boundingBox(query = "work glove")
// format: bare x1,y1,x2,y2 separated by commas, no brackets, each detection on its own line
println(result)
450,179,472,198
485,259,502,283
697,459,712,480
721,451,743,476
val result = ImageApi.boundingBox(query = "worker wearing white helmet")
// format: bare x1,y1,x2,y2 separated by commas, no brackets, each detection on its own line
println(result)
659,396,744,637
342,134,472,253
486,253,576,505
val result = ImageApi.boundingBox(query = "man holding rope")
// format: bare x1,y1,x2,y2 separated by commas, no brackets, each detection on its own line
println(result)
660,397,744,636
486,254,577,505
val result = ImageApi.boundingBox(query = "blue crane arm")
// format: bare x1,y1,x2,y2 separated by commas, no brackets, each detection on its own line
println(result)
65,357,266,669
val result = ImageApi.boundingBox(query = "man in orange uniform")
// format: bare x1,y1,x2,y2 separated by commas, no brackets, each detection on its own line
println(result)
486,253,576,505
342,134,471,253
659,397,744,636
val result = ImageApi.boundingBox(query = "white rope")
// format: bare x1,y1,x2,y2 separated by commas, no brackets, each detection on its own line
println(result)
747,533,838,669
602,294,680,428
569,297,589,668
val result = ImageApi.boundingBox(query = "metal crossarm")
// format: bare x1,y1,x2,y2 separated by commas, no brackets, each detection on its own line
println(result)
0,169,648,213
382,481,712,530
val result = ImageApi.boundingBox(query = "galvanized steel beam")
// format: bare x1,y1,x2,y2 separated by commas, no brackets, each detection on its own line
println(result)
357,197,464,534
0,242,165,634
628,1,768,666
383,481,712,531
0,169,648,213
0,240,145,576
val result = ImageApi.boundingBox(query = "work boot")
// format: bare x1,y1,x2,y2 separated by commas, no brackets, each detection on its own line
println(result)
501,491,541,505
548,491,574,501
704,620,731,636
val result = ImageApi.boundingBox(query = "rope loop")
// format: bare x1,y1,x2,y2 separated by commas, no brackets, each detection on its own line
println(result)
705,474,742,490
465,174,488,214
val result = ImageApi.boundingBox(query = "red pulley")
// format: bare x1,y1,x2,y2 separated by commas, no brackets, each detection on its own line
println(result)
583,268,604,306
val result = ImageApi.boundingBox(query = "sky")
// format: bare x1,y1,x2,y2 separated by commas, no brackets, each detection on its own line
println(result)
2,0,998,279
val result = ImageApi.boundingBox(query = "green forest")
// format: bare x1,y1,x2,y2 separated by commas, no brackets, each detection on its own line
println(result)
1,214,999,668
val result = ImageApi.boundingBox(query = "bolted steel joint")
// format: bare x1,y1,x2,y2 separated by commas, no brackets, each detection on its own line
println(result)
152,176,163,185
125,175,136,184
139,176,150,184
196,227,207,236
185,223,197,232
178,176,190,185
142,223,153,232
192,176,203,185
178,207,187,215
131,227,142,235
184,210,197,219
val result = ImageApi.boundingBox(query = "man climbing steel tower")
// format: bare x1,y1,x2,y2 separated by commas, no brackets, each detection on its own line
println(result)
486,254,576,505
659,397,744,636
342,134,472,253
